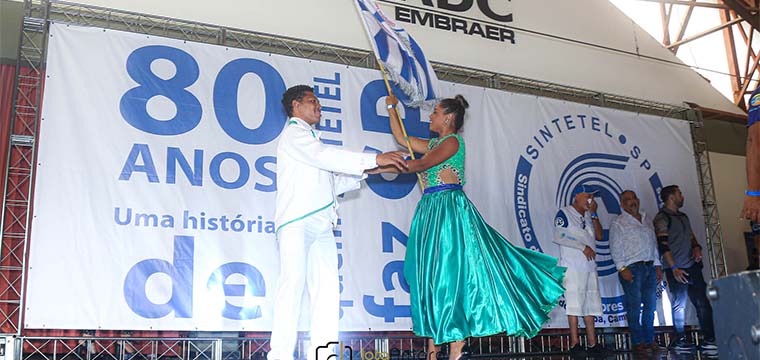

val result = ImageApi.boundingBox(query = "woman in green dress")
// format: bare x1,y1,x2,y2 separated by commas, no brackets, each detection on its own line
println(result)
381,95,566,360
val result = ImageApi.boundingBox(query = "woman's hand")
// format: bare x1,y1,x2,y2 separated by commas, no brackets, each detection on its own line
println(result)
386,94,399,106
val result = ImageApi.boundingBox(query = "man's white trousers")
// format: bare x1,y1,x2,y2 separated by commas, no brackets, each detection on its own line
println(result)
268,212,339,360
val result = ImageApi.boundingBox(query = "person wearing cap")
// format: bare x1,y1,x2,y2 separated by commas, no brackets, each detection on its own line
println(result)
268,85,408,360
552,185,606,357
653,185,717,355
609,190,662,355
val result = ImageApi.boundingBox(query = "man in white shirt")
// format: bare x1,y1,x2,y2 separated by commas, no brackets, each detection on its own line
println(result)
552,185,606,357
609,190,662,355
268,85,407,360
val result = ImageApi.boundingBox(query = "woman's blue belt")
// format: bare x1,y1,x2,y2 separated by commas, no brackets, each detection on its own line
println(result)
423,183,463,194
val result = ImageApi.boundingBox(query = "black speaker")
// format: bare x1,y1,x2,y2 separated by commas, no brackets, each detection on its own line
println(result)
707,270,760,359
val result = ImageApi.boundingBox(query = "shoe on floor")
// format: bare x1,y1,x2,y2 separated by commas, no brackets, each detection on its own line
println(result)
698,339,719,357
698,339,718,351
585,343,610,356
669,336,694,353
568,344,586,357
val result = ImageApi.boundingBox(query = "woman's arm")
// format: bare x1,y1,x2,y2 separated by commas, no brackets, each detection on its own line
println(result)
404,136,459,173
386,96,429,154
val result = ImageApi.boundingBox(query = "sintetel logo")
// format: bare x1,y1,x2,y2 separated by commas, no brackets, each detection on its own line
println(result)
511,112,664,325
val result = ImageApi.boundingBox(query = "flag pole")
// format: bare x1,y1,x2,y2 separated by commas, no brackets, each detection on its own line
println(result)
376,60,426,192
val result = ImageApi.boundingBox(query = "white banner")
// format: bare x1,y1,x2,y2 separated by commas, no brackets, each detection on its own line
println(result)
28,24,706,331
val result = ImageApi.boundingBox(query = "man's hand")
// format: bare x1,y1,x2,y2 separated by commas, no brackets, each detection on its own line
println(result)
589,198,599,213
385,95,399,106
365,166,391,174
376,151,408,171
673,267,690,284
655,266,663,282
741,195,760,223
693,247,702,263
619,268,633,283
583,245,596,261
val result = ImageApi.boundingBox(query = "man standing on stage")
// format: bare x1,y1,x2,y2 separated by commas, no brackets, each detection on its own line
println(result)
609,190,662,355
268,85,407,360
553,185,607,357
741,88,760,223
742,88,760,265
654,185,717,356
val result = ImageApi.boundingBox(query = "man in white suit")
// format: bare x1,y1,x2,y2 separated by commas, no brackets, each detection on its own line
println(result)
268,85,407,360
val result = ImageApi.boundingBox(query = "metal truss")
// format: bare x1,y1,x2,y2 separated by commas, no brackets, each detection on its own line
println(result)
0,0,50,335
648,0,760,110
14,329,706,359
20,337,223,360
690,113,729,278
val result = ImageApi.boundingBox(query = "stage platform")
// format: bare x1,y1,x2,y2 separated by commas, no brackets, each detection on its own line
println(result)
12,328,716,360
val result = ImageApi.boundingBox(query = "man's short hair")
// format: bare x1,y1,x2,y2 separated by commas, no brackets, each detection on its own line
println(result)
619,190,636,201
660,185,679,204
281,85,314,117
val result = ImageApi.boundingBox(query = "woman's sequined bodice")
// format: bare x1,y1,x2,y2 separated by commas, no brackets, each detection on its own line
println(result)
422,133,465,187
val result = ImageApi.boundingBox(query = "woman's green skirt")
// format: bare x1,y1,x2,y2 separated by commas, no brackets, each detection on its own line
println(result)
404,185,566,344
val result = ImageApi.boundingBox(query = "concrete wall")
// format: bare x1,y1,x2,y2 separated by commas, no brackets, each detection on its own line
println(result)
710,151,754,273
0,0,23,64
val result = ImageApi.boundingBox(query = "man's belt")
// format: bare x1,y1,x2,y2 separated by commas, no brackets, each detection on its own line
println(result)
630,260,654,267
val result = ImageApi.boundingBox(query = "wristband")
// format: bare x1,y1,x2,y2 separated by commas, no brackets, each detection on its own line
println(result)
747,190,760,196
387,104,395,109
619,266,628,272
670,265,678,271
590,213,599,220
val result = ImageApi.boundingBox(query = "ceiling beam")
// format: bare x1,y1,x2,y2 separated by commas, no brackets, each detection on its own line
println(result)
721,0,760,29
665,17,743,49
720,9,744,107
670,1,695,53
661,3,672,45
638,0,734,10
738,51,760,102
660,3,673,45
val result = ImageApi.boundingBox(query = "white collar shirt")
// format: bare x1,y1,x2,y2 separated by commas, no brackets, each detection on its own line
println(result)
609,211,661,270
275,117,376,232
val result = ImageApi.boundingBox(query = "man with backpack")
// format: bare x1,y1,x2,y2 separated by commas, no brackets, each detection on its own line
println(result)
653,185,717,356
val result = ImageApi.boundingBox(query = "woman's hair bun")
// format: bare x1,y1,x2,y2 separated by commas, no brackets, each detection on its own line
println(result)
454,94,469,109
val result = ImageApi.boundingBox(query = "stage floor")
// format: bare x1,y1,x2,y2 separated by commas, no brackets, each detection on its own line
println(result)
468,349,718,359
471,351,720,360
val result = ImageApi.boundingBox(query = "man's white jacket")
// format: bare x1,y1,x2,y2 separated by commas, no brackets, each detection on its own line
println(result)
275,117,378,233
